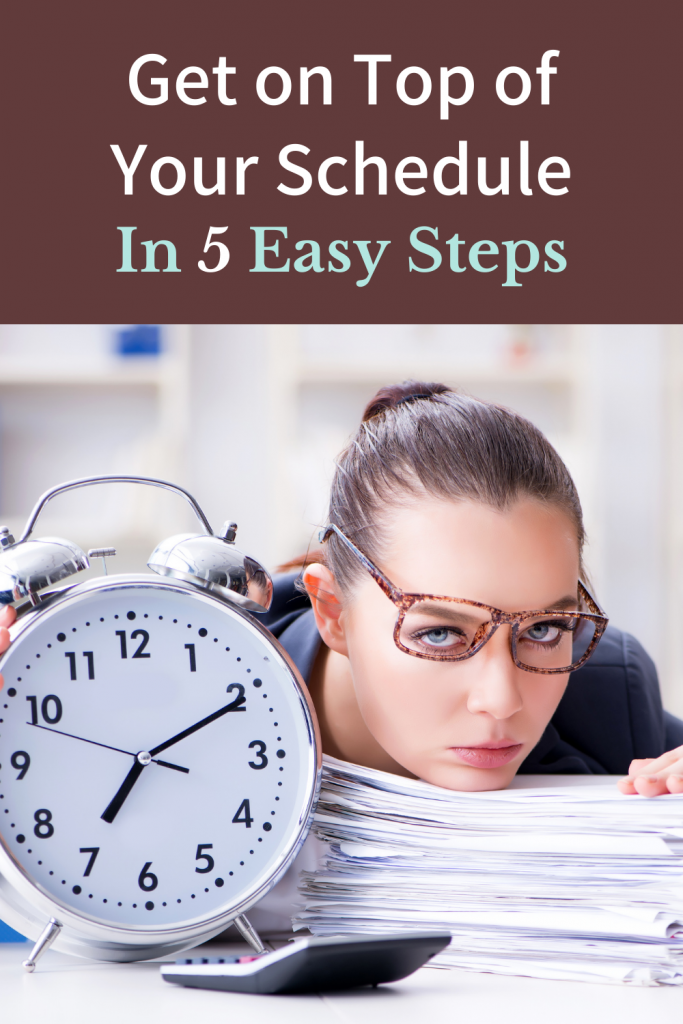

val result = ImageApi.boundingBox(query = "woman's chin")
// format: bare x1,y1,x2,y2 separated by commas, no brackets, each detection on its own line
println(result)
414,755,523,792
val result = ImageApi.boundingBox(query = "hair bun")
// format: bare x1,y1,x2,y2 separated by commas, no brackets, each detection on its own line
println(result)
362,380,451,422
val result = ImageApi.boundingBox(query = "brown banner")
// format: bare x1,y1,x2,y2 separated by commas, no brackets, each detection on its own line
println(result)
1,0,681,322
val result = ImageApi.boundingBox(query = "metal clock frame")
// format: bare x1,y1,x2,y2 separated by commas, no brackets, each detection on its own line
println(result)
0,573,321,965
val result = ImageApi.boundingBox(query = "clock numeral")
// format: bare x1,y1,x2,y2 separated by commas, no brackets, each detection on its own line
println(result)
116,629,150,659
248,740,268,770
115,630,127,658
131,630,150,658
42,695,62,723
10,751,30,780
195,844,215,873
138,861,159,892
26,695,63,726
34,808,54,839
232,799,254,828
185,644,196,672
226,683,246,712
65,652,95,680
79,847,100,877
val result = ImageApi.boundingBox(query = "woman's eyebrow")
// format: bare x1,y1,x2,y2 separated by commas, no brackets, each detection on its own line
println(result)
410,602,484,625
413,596,580,617
408,596,580,620
544,596,580,611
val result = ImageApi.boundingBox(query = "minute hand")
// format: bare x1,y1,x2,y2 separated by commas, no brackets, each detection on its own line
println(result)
149,696,246,758
100,694,245,824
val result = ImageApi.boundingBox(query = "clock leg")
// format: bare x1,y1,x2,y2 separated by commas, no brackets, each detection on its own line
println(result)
233,914,266,955
22,917,62,973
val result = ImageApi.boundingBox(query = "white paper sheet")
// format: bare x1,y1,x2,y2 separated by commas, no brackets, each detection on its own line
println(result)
294,757,683,986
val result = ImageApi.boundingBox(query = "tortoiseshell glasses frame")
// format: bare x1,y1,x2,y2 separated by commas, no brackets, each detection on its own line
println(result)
319,524,609,674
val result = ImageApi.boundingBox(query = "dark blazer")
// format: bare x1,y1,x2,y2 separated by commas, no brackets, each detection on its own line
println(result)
260,573,683,776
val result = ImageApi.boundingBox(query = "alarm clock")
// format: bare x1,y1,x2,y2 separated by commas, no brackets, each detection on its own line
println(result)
0,476,321,970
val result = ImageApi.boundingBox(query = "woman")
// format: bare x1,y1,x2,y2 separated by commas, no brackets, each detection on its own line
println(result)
2,379,682,938
262,381,683,797
239,379,683,936
0,380,681,803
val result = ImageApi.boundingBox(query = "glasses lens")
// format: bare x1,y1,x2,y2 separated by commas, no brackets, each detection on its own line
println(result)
515,614,598,671
398,600,493,660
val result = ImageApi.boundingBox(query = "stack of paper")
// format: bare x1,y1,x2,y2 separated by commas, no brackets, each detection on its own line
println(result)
293,757,683,985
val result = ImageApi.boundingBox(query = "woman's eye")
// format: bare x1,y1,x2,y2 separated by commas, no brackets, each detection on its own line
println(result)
418,627,466,649
521,621,565,643
423,628,452,646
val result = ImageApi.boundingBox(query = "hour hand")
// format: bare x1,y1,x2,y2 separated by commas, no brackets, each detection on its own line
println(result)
100,750,189,823
101,696,243,823
101,760,146,823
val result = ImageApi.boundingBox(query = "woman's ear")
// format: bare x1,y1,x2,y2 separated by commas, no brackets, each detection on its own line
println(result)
303,563,349,657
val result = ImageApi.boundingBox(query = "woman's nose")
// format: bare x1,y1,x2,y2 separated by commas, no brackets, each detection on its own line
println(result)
465,628,524,720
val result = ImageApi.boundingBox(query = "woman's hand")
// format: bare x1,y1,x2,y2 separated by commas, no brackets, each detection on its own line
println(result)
618,748,683,796
0,605,16,690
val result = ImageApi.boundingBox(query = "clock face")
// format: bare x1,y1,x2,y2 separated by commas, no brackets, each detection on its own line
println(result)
0,578,317,933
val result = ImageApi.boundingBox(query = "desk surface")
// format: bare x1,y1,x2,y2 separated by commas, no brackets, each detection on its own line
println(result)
2,941,683,1024
5,777,682,1022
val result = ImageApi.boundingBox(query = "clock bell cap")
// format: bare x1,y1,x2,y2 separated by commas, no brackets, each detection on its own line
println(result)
148,532,273,613
0,535,89,605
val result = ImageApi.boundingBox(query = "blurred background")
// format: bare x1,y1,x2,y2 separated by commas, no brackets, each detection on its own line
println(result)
0,323,681,713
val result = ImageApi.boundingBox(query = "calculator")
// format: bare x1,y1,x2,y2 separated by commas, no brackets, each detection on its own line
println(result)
160,932,450,994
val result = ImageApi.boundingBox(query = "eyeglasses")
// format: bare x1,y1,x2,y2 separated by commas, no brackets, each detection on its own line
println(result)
319,524,609,674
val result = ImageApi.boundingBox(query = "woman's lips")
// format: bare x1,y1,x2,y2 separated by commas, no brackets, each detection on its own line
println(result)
449,742,523,768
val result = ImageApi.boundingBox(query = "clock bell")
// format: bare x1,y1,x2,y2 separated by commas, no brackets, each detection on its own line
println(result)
0,475,273,613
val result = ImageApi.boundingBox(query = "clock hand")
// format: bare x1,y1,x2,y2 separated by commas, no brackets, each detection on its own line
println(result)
28,722,189,773
101,761,145,823
101,697,244,824
149,698,246,757
154,758,190,773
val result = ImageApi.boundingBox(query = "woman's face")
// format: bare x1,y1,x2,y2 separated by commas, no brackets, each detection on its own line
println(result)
337,498,581,790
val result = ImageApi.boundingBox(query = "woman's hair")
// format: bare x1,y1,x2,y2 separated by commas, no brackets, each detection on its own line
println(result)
287,381,586,591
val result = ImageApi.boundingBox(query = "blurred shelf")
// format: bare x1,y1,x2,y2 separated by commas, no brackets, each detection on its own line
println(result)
0,328,192,544
296,357,577,386
0,515,168,541
0,356,181,387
